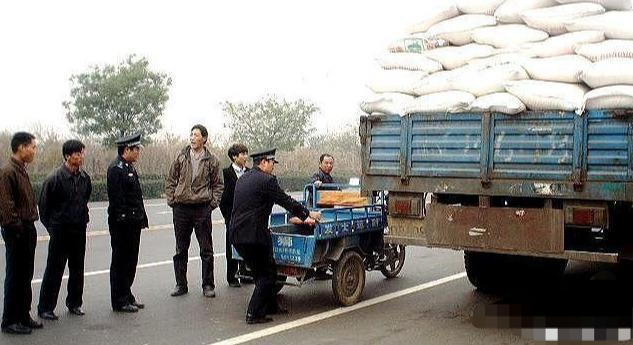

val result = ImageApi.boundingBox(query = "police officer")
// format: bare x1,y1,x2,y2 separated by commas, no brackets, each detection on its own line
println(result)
107,133,148,313
229,148,321,324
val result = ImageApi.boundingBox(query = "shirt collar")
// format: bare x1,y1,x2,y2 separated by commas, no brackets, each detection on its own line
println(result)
232,163,245,172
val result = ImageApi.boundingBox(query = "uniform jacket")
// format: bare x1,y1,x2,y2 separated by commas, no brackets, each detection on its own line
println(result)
219,165,250,221
165,146,224,208
39,164,92,229
229,168,309,246
107,155,148,228
0,157,38,230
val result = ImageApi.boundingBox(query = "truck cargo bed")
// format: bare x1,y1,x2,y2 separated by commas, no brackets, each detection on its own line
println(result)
360,110,633,201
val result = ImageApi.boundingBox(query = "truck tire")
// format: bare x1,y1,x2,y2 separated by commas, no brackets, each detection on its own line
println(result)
332,251,366,306
464,251,567,293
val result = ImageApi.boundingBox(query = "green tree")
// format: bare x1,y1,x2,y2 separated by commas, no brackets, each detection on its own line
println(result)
222,95,319,151
63,55,172,146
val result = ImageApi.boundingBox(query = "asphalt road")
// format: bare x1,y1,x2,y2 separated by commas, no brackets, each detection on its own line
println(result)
1,199,632,345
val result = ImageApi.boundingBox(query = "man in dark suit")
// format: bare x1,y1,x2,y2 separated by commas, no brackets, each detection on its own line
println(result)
229,148,321,324
219,143,249,288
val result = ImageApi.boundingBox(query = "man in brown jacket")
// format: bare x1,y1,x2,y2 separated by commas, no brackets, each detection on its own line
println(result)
0,132,43,334
165,124,223,298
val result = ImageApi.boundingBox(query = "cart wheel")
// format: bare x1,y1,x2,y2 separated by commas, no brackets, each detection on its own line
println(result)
380,244,406,279
332,251,366,306
273,275,287,294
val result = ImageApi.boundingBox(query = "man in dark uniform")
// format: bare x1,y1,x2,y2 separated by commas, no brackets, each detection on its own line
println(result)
219,143,249,288
38,140,92,320
107,133,148,313
0,132,42,334
229,148,321,324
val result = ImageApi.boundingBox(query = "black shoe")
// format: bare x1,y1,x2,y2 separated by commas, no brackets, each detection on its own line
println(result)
228,280,241,288
245,315,273,324
1,323,32,335
68,307,85,316
113,304,139,313
202,285,216,298
170,285,188,297
131,301,145,309
38,311,59,321
24,317,43,329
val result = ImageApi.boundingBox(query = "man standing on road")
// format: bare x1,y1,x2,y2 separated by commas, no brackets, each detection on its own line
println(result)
219,143,249,288
0,132,43,334
230,148,321,324
107,133,148,313
166,124,223,298
38,140,92,320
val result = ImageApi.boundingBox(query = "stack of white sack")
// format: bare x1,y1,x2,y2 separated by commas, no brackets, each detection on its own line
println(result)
360,0,633,116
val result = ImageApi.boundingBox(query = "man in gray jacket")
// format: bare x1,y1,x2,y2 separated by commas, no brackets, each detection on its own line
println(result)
165,124,223,298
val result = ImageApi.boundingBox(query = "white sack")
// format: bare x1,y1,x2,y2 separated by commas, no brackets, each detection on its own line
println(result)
376,53,444,72
522,55,592,82
504,80,588,112
521,3,606,35
451,64,530,96
366,69,428,95
426,14,497,46
412,70,459,96
456,0,506,15
471,24,549,48
388,36,449,54
580,58,633,87
404,91,475,114
566,11,633,39
575,39,633,61
408,4,460,34
469,92,527,114
528,30,605,57
584,85,633,109
495,0,560,24
423,43,496,70
360,93,415,116
467,52,533,68
555,0,632,10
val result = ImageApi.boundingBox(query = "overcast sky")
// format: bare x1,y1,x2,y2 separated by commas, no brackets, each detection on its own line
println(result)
0,0,435,140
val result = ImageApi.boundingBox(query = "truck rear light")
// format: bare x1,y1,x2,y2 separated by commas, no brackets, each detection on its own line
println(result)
388,195,423,217
564,206,607,228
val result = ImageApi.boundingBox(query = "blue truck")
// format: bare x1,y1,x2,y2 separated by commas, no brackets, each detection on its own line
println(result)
360,109,633,291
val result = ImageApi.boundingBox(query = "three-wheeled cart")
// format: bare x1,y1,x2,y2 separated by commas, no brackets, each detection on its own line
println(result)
235,184,406,306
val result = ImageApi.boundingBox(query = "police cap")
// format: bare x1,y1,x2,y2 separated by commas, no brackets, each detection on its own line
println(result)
115,133,142,148
250,148,278,163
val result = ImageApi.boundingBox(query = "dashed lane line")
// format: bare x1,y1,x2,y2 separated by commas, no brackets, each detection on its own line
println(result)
0,220,225,245
31,253,226,285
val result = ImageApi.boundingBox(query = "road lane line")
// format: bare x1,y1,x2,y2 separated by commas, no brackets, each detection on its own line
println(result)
30,253,226,285
0,220,226,245
208,272,467,345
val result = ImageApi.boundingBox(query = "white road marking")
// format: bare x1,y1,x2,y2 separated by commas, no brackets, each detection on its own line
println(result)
0,221,225,245
30,253,226,285
208,272,467,345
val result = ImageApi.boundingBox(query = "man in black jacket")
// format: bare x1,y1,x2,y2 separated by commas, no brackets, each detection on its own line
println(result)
0,132,42,334
107,133,148,313
219,143,249,288
229,148,321,324
38,140,92,320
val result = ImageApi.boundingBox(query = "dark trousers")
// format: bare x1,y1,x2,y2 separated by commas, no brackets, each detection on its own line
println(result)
172,204,214,288
109,222,141,308
224,216,240,283
1,223,36,327
38,225,87,313
233,243,277,318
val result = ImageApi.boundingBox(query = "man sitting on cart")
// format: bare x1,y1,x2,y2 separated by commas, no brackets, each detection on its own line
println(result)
229,148,321,325
309,153,337,280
